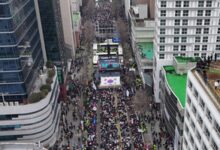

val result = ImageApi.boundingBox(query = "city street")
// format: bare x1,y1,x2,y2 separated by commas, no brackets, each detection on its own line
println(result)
50,46,174,150
53,0,173,149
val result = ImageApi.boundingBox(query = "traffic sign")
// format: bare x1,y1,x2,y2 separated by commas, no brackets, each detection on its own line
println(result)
112,37,121,43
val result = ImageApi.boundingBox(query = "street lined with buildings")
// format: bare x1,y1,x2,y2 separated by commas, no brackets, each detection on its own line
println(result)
0,0,220,150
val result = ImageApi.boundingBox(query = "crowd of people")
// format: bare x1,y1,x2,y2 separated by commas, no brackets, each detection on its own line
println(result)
51,56,175,150
82,87,98,148
78,82,146,149
93,1,114,28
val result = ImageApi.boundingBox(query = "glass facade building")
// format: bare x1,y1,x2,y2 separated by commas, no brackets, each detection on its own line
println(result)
38,0,61,63
0,0,44,102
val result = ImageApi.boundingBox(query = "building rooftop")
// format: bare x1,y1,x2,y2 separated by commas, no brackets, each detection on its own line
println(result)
164,66,187,108
138,42,153,60
195,60,220,104
175,56,200,64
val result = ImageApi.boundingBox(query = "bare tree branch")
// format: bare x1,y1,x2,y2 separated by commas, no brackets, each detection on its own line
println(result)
83,0,96,21
83,21,95,48
116,18,128,47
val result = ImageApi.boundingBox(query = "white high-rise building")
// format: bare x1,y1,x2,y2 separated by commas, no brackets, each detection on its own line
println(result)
0,67,60,147
154,0,220,102
182,60,220,150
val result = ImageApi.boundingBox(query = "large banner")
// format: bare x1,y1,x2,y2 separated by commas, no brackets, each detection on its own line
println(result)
100,76,121,87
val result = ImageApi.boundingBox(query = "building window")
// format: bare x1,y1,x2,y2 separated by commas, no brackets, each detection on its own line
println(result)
186,109,190,118
214,121,220,136
190,135,194,145
203,144,208,150
206,109,212,122
194,53,199,57
198,1,204,7
183,10,189,16
176,1,181,7
197,115,203,126
197,19,203,25
175,19,180,25
199,99,205,110
194,89,198,98
202,45,207,51
181,45,186,51
187,96,191,105
204,19,210,25
184,137,188,146
217,36,220,42
205,10,211,16
161,1,166,7
175,10,181,16
174,37,179,43
160,45,165,51
182,28,187,34
206,1,212,7
201,53,206,58
195,37,201,43
184,1,189,7
218,28,220,34
211,139,218,150
203,37,208,43
161,10,166,16
173,53,178,57
191,120,196,130
203,28,209,34
180,53,186,57
196,131,201,142
197,10,203,16
204,127,210,139
160,19,166,26
182,19,188,25
195,145,199,150
188,80,192,89
174,28,180,34
159,54,165,59
192,104,197,115
160,37,165,43
216,45,220,51
185,123,189,133
196,28,202,34
194,45,200,51
160,28,165,34
173,45,179,51
181,37,187,43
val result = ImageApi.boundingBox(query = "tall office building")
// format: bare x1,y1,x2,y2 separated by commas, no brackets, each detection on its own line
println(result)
38,0,61,63
153,0,220,102
182,60,220,150
128,0,155,87
59,0,77,59
0,0,46,101
160,57,199,150
0,0,61,146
